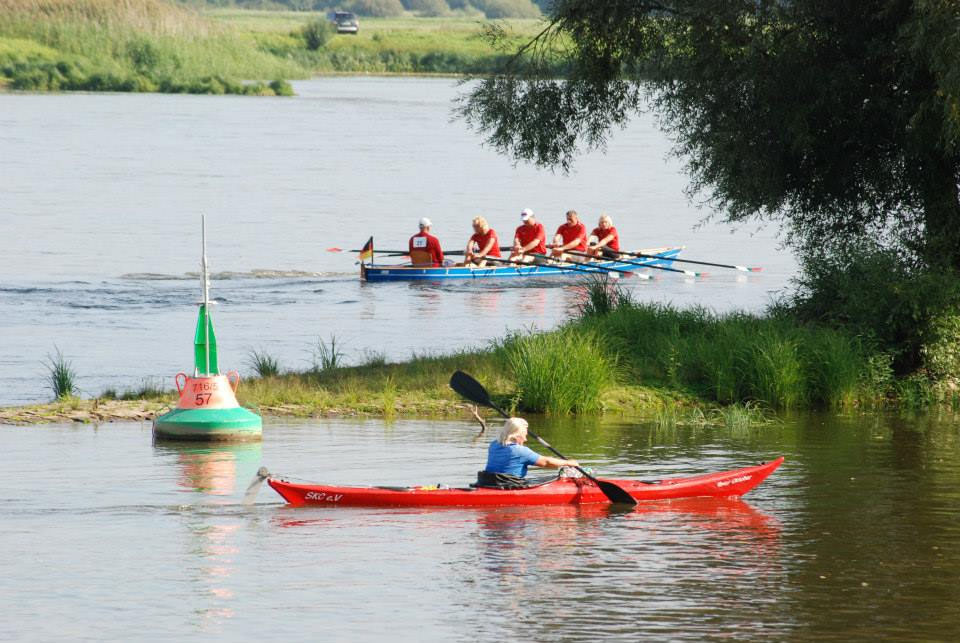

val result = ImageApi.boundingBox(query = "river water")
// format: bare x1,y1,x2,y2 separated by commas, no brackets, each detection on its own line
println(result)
0,77,792,406
2,416,958,641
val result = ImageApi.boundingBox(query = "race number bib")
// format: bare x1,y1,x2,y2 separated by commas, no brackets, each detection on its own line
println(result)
412,237,427,248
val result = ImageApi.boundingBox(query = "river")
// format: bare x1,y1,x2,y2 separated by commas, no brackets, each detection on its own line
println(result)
2,416,958,641
0,77,791,406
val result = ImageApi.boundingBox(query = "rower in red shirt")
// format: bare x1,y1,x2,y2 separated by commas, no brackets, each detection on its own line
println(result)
409,217,444,267
588,214,620,258
510,208,546,263
550,210,588,260
465,216,501,266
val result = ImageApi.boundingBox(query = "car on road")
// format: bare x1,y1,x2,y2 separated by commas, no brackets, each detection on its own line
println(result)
330,11,359,35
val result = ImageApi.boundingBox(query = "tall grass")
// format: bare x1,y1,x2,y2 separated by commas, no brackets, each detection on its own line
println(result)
575,279,888,409
501,329,615,414
0,0,301,94
247,349,281,377
44,346,77,400
312,335,345,373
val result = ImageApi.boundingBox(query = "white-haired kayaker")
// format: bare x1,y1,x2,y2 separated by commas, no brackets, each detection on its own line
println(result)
409,217,444,267
480,418,578,486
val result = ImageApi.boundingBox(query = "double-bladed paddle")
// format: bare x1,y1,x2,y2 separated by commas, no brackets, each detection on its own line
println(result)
449,370,637,506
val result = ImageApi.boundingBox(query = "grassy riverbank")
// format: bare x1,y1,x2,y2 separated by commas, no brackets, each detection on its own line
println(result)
0,1,545,94
8,277,957,427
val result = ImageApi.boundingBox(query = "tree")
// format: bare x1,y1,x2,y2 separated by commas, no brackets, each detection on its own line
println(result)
459,0,960,270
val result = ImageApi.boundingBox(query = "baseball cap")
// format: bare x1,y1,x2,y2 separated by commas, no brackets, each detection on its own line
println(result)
520,208,534,221
419,217,432,227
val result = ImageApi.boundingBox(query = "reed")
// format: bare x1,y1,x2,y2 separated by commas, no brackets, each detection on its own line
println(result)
0,0,303,94
501,329,615,414
247,349,281,378
577,300,888,410
312,335,345,373
44,346,77,400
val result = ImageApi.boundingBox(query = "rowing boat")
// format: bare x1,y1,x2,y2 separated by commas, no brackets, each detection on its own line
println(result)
266,457,783,507
360,246,683,282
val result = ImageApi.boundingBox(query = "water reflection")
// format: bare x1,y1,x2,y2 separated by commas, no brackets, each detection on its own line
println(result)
155,442,263,497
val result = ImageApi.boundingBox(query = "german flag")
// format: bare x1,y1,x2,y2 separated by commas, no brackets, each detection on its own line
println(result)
357,236,374,263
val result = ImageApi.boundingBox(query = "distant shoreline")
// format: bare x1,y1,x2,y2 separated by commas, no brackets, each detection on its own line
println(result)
0,4,546,96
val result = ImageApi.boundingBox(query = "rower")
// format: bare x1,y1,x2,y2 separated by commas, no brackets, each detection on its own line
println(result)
509,208,546,263
409,217,444,267
477,418,579,488
464,216,501,267
550,210,588,261
588,214,620,258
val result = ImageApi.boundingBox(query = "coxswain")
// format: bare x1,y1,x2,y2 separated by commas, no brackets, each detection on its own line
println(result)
588,214,620,258
550,210,588,261
409,217,444,267
509,208,546,263
464,216,501,267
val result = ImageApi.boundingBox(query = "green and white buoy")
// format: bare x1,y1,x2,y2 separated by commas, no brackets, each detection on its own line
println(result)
153,217,262,442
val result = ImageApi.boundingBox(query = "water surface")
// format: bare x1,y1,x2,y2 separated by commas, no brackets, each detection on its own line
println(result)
0,78,792,405
2,415,958,640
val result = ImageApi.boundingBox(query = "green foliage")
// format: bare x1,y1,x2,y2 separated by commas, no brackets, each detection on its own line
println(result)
783,243,960,376
44,347,77,400
472,0,541,19
459,0,960,272
501,328,615,414
247,349,281,377
407,0,450,17
300,18,333,50
577,273,630,318
0,0,307,95
345,0,405,18
577,300,887,410
312,335,345,373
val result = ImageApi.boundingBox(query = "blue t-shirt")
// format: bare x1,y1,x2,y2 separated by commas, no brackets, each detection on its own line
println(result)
485,440,541,477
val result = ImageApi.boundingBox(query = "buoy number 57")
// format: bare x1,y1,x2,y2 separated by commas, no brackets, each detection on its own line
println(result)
195,393,213,405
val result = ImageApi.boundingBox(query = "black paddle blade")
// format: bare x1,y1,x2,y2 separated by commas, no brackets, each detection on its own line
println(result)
596,479,638,506
449,370,492,408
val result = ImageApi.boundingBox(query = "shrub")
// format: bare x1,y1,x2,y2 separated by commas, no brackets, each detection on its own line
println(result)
345,0,406,17
300,19,333,51
408,0,451,16
473,0,542,19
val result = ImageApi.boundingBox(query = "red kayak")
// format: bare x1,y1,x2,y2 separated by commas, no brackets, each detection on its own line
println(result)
267,457,783,508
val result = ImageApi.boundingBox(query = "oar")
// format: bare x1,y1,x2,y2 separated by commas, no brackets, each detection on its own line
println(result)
563,249,706,277
449,371,638,506
618,249,762,272
529,253,653,280
481,255,652,280
332,247,513,255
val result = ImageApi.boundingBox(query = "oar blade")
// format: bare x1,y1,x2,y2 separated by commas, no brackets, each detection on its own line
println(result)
596,479,638,506
449,370,491,407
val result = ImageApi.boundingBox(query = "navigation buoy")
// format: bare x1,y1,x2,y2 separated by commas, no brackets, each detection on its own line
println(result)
153,217,262,442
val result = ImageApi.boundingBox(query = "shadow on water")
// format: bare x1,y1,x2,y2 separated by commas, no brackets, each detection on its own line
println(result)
153,441,263,498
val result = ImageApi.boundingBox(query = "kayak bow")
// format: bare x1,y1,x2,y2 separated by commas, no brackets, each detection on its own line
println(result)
266,458,783,508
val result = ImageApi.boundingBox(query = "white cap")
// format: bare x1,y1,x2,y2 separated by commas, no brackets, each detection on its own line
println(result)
419,217,432,227
520,208,534,221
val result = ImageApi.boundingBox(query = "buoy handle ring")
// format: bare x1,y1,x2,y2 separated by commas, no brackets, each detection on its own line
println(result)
175,372,187,395
227,370,240,392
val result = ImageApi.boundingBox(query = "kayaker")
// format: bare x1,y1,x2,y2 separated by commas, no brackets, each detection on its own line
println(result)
409,217,444,267
509,208,546,263
480,418,578,487
588,214,620,258
550,210,588,260
464,216,501,266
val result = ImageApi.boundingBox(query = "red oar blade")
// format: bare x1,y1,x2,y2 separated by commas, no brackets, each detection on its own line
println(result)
750,267,763,272
326,247,343,252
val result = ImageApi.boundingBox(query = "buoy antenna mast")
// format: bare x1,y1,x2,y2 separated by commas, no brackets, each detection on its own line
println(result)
201,215,210,377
